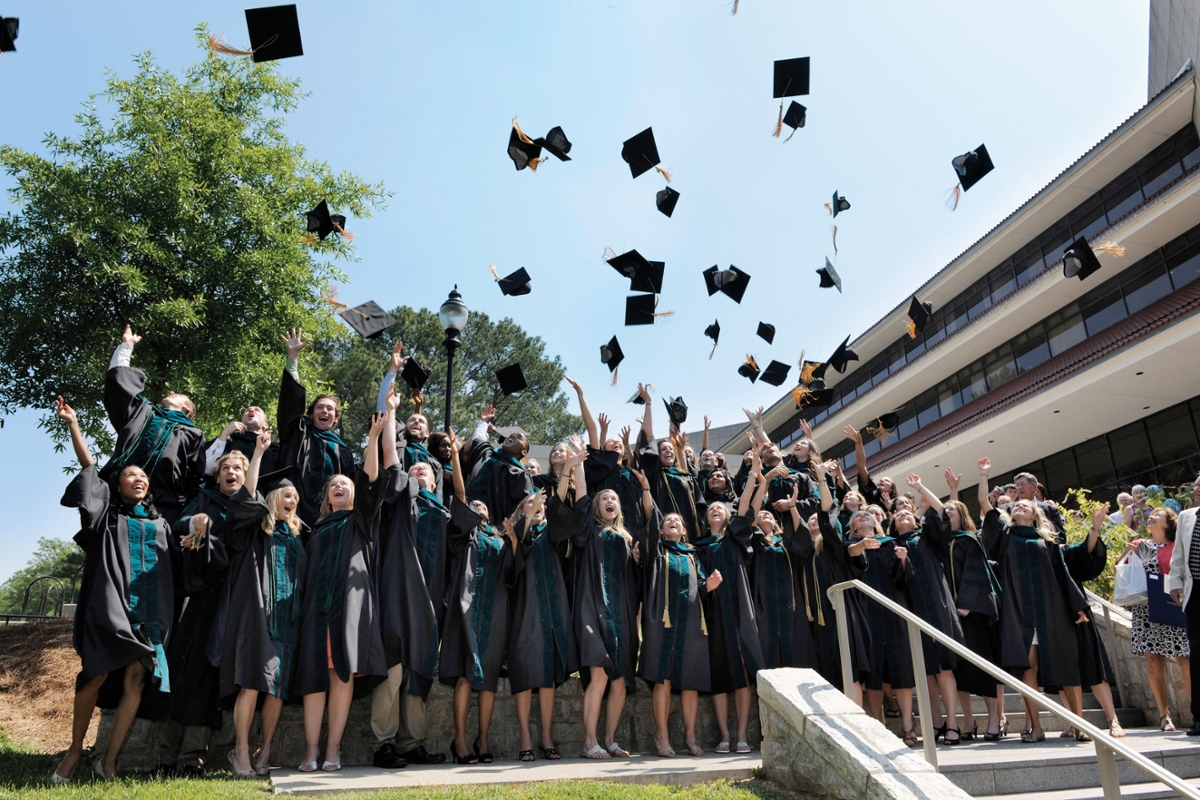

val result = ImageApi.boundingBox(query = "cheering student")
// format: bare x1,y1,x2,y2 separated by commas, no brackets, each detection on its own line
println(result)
276,329,357,528
639,383,705,542
841,425,900,519
979,458,1088,744
425,431,456,506
464,404,535,522
696,458,765,755
101,325,205,525
53,397,174,782
295,404,394,772
379,342,444,496
204,405,276,480
506,438,588,761
222,431,307,777
740,408,818,521
568,377,646,531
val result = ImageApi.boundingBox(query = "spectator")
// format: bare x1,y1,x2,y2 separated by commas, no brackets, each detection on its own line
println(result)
1167,497,1200,736
1111,493,1135,527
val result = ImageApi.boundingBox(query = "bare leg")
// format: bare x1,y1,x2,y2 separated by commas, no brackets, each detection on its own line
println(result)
102,663,146,776
55,672,106,779
712,694,730,744
852,681,863,708
958,691,976,735
302,692,326,765
1091,681,1120,731
477,690,496,755
324,671,354,765
681,690,700,753
936,670,960,741
452,678,472,761
581,667,608,752
538,687,557,751
896,688,915,734
232,687,259,773
652,681,673,753
734,686,752,744
1179,656,1192,706
1023,646,1042,736
603,677,627,749
983,695,1000,735
1146,653,1171,718
926,675,945,728
257,695,284,771
514,690,533,756
866,688,884,722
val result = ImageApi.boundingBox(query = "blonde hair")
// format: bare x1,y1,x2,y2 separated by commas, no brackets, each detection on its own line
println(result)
215,450,250,476
849,510,886,539
807,512,824,556
591,489,633,544
262,487,301,536
317,475,355,522
1004,500,1056,543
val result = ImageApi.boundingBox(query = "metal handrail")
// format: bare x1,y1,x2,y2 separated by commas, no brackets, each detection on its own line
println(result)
827,578,1200,800
1085,588,1130,708
1085,587,1133,620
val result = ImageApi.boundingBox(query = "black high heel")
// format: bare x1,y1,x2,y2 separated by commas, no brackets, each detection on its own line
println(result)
933,721,948,744
943,726,962,745
960,721,978,741
452,743,476,765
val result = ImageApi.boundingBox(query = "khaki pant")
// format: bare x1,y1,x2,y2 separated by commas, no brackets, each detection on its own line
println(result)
370,663,426,752
153,719,211,768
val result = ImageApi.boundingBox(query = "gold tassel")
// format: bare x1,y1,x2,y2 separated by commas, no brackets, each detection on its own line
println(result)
866,423,890,444
653,299,674,319
784,127,797,143
662,553,672,628
208,33,255,56
299,236,319,243
743,354,759,372
824,202,833,216
655,165,672,183
905,320,917,339
813,560,825,626
784,548,796,612
831,225,838,254
488,263,500,281
802,570,814,622
792,385,810,408
512,116,534,145
611,366,619,386
602,245,617,262
773,103,783,138
528,157,545,172
946,184,962,211
1093,241,1126,257
323,287,348,311
332,222,355,240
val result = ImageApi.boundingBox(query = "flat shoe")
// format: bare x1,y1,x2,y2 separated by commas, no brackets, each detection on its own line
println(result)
92,760,111,781
687,745,704,756
541,747,560,760
297,761,318,772
1060,726,1076,738
736,742,752,754
583,744,610,760
321,760,341,771
228,750,256,778
714,741,731,754
657,747,676,758
605,741,630,758
253,749,270,776
49,771,71,785
1109,720,1126,738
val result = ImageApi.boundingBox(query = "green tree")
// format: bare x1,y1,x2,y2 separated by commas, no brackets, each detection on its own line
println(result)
0,538,85,616
0,28,387,455
316,305,582,453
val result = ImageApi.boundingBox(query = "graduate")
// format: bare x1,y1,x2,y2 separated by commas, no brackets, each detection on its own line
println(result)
379,342,444,497
222,434,307,777
295,404,393,772
978,458,1088,744
740,408,818,515
439,431,517,765
464,403,535,522
425,430,456,507
53,397,174,782
203,405,276,481
101,325,205,525
276,329,357,528
841,425,899,519
637,383,705,543
569,377,646,531
695,461,764,755
505,438,587,761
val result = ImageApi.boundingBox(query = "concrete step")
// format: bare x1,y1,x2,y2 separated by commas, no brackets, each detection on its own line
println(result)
929,729,1200,796
269,752,762,795
882,707,1145,738
976,776,1200,800
888,692,1125,717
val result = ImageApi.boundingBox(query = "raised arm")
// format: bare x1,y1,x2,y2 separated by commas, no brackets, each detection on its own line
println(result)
814,459,834,513
737,446,761,517
566,377,599,449
977,457,993,514
383,386,401,469
620,425,634,468
56,397,93,469
245,428,272,495
633,468,653,520
364,412,386,483
448,429,467,503
703,415,711,453
944,467,962,502
563,435,588,501
1086,503,1109,554
842,424,869,486
907,473,943,515
377,341,405,414
638,383,654,442
787,483,802,533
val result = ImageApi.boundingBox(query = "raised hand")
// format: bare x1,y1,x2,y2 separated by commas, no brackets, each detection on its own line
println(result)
528,490,547,517
766,464,789,481
386,384,403,412
411,389,424,410
369,412,387,437
55,396,78,426
895,545,908,562
564,376,583,394
448,428,462,454
619,425,631,443
481,404,497,423
706,569,724,592
637,383,652,404
220,421,245,439
1091,503,1111,528
906,473,922,489
389,341,406,372
977,457,991,475
255,429,272,453
631,469,650,490
799,418,813,439
813,459,827,478
944,468,962,492
281,328,308,359
742,406,756,423
842,424,862,445
704,415,711,432
122,324,142,347
598,412,611,437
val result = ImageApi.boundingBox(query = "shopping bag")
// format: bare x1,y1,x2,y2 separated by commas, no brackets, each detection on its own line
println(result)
1113,554,1148,607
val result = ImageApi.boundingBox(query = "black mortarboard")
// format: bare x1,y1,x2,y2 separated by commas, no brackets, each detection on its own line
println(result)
952,144,993,192
607,249,664,293
400,356,432,391
628,389,648,404
830,191,851,218
792,386,835,408
739,356,760,383
621,127,661,179
508,127,544,171
306,200,348,241
827,335,859,374
656,187,680,218
773,57,810,98
800,359,823,385
600,336,624,374
535,126,572,161
258,465,301,496
705,320,720,344
760,360,791,387
625,293,658,326
496,266,532,297
495,363,528,395
1062,237,1103,281
663,396,688,427
0,17,17,52
816,258,842,293
244,5,303,62
783,101,806,130
340,301,395,339
702,265,751,304
866,412,901,443
757,322,776,344
907,296,933,332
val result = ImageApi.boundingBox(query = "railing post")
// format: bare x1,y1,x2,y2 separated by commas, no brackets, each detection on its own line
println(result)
831,590,855,697
908,620,938,770
1096,742,1120,800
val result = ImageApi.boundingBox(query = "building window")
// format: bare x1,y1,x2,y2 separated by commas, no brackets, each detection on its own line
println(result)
1121,257,1172,315
1046,309,1087,356
1165,235,1200,289
1146,406,1198,466
1081,285,1126,336
1101,173,1142,221
1138,142,1184,197
984,347,1017,391
1109,422,1155,474
1075,436,1115,488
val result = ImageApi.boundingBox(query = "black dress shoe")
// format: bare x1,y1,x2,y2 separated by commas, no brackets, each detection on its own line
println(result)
1187,723,1200,736
179,764,204,778
373,743,409,769
398,745,446,765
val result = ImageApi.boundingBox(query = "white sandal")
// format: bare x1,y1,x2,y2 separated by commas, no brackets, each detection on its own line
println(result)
715,741,731,754
736,741,752,753
605,741,630,757
583,743,611,760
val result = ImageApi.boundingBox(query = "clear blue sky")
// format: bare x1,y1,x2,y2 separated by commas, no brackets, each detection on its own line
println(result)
0,0,1150,585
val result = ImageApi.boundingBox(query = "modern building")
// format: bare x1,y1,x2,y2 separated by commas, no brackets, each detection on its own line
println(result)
722,6,1200,512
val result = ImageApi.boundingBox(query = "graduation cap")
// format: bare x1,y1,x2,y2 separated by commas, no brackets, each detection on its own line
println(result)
340,300,395,339
621,127,669,181
792,385,835,409
773,57,811,97
607,249,664,293
703,265,751,304
258,465,301,496
656,187,680,218
757,322,776,344
305,200,352,241
760,360,791,387
508,125,544,172
704,320,720,359
906,296,933,338
600,335,624,383
865,412,901,444
799,356,823,385
490,264,532,296
827,191,851,218
1062,237,1125,281
738,355,761,383
535,126,572,161
627,385,653,405
816,257,842,293
400,356,432,392
495,363,528,396
625,293,673,326
0,17,17,52
947,144,994,209
827,335,859,374
663,396,688,427
774,101,806,140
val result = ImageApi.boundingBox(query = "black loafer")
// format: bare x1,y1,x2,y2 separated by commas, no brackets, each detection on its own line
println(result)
398,745,446,765
1187,723,1200,737
373,743,408,769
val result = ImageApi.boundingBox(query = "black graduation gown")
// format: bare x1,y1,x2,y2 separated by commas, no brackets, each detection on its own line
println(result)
858,536,916,690
637,433,705,543
696,516,765,694
102,365,205,525
397,430,444,499
638,508,713,691
567,497,642,692
207,432,278,486
506,498,581,693
62,466,174,708
220,489,307,703
376,470,449,691
276,369,357,529
895,509,964,674
439,499,515,693
1000,499,1067,536
799,511,871,687
1059,537,1116,690
583,446,646,532
748,521,819,672
464,439,533,523
939,523,1004,697
765,467,821,526
294,468,389,696
982,510,1087,688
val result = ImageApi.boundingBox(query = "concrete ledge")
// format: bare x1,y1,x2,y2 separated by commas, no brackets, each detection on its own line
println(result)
757,668,971,800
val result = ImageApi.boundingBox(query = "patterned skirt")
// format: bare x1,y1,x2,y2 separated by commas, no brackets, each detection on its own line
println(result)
1130,603,1190,657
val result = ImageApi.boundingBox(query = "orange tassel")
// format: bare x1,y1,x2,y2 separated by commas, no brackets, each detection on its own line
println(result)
299,236,319,244
905,320,917,339
866,423,891,444
611,366,619,386
655,166,672,183
824,202,833,216
792,385,810,407
528,157,545,172
512,116,534,145
332,222,355,240
208,33,255,56
1093,241,1126,257
743,354,759,372
946,184,962,211
773,103,783,138
488,263,500,281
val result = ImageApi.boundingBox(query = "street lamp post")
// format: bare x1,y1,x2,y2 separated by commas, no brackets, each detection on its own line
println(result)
437,286,469,434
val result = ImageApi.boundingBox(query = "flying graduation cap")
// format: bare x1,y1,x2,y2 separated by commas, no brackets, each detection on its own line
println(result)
490,264,532,296
607,249,664,293
625,294,673,326
600,336,624,384
826,191,851,218
656,187,681,218
947,144,994,210
775,101,806,141
757,322,776,344
339,300,396,339
305,200,353,241
1062,237,1125,281
865,412,901,444
627,383,654,405
705,320,720,359
621,127,671,181
703,265,751,304
827,335,859,374
816,257,842,293
210,5,303,62
738,355,761,383
0,16,17,52
400,356,432,391
760,360,791,387
663,396,688,427
771,58,810,139
792,384,834,409
257,465,301,496
495,363,528,396
508,118,572,172
905,296,933,338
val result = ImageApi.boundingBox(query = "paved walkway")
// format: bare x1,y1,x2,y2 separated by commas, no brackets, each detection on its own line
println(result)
270,752,761,795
